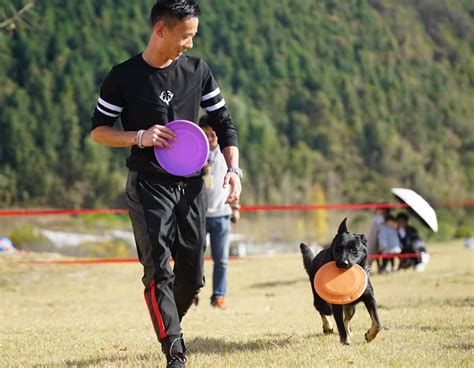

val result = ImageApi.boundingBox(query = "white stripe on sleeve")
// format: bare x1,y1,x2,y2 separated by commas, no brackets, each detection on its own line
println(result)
201,87,221,102
98,97,123,112
206,99,226,112
97,105,120,117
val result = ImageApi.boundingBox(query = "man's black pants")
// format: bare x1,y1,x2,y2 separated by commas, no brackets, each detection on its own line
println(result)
126,171,206,350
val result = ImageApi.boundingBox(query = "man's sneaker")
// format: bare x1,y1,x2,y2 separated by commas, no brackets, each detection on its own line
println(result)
211,296,227,309
167,352,186,368
163,337,186,367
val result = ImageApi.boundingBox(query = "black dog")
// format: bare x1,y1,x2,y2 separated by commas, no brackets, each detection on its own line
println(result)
300,218,381,345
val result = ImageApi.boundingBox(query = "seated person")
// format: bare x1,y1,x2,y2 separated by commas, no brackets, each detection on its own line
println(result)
396,213,430,272
378,215,402,273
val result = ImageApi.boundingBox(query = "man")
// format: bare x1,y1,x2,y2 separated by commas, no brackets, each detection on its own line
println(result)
90,1,242,366
200,115,241,310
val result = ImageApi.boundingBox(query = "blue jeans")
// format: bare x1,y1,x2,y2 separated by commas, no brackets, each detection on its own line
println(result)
206,215,231,300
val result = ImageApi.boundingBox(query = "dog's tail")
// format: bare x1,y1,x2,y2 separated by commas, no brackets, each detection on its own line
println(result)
300,243,314,276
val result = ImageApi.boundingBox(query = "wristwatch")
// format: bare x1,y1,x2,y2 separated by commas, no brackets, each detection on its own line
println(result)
227,167,243,180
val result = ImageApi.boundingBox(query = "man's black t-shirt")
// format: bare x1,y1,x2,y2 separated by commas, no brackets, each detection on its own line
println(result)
91,54,238,175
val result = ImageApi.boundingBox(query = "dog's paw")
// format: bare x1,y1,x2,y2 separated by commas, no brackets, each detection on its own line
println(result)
364,332,372,342
323,328,334,335
365,331,377,342
340,339,350,346
365,324,382,342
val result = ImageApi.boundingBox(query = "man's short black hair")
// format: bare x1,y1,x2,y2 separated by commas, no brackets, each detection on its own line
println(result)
396,213,409,222
150,0,201,27
385,215,396,222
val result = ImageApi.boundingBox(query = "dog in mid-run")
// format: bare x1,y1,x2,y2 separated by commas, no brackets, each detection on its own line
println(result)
300,218,381,345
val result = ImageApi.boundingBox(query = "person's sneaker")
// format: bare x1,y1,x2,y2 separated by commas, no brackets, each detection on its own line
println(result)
163,337,186,367
421,252,430,265
415,263,426,272
167,352,186,368
211,296,227,309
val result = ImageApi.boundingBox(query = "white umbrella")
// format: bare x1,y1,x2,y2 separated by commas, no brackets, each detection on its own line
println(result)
391,188,438,232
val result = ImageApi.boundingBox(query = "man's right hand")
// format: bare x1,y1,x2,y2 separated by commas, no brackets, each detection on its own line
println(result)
141,125,177,148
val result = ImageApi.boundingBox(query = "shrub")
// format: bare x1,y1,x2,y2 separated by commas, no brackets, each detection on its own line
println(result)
8,225,55,253
63,239,136,258
455,224,473,238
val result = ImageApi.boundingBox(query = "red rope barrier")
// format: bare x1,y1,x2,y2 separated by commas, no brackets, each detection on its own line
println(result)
23,258,139,264
440,200,474,207
9,255,241,265
0,200,472,217
368,253,423,259
241,200,474,212
241,203,408,212
0,208,128,217
8,253,421,265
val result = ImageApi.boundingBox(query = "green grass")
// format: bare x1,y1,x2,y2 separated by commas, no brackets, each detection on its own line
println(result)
1,241,473,367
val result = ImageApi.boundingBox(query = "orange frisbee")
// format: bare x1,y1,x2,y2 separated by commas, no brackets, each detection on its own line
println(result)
314,261,368,305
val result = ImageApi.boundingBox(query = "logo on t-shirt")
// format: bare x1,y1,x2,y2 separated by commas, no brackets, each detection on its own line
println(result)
159,90,174,105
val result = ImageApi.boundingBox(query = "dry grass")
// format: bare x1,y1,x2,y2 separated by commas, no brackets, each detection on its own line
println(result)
1,240,473,367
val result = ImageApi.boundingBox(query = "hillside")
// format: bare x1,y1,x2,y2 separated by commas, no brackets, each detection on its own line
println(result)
1,0,473,214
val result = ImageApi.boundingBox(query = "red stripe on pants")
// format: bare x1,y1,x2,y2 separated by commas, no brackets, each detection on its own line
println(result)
144,280,167,340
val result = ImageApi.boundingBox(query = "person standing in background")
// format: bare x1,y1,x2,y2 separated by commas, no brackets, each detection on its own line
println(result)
200,115,241,309
367,208,388,273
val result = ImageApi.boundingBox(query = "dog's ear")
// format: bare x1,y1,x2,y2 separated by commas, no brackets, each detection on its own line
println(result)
337,218,348,234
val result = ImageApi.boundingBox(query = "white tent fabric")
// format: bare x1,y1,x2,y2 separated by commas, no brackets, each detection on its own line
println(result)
391,188,438,232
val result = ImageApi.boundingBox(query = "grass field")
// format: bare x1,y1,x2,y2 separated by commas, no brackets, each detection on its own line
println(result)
1,241,473,367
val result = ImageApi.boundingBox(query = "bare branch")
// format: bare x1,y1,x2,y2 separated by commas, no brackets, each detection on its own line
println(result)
0,1,36,32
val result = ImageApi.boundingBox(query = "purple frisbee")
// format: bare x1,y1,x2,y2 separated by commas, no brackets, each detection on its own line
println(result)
154,120,209,176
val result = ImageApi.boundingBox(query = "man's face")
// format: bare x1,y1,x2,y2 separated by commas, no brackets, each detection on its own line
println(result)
397,219,408,228
386,219,397,229
203,126,218,149
159,17,198,60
